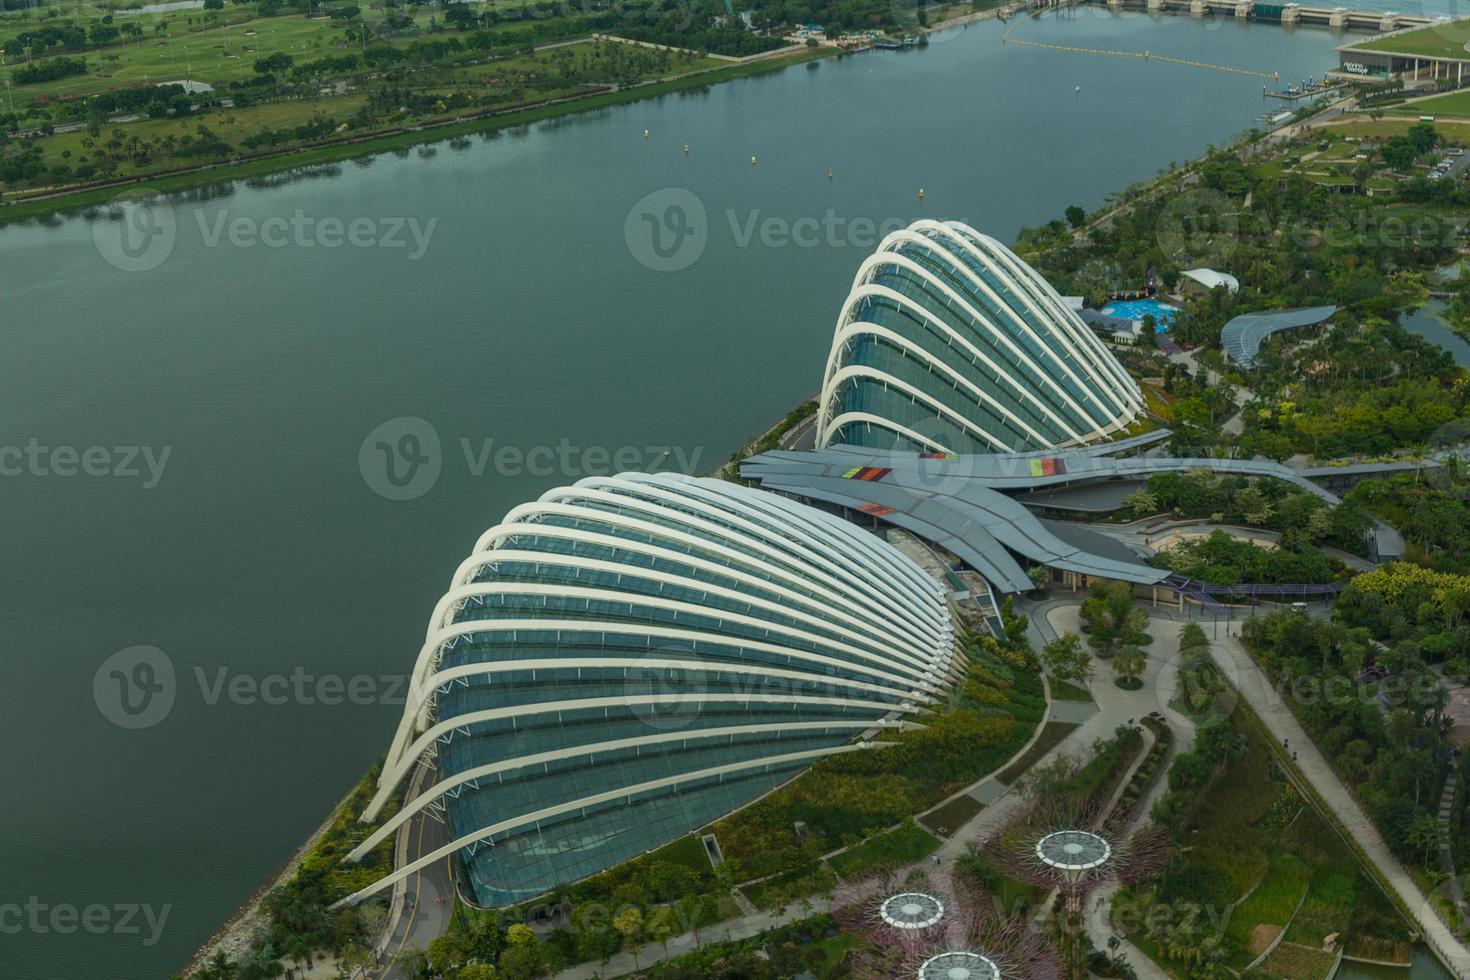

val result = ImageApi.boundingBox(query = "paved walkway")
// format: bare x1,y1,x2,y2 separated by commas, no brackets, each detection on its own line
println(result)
1437,772,1470,933
552,900,829,980
549,599,1185,979
1036,602,1200,980
1209,635,1470,976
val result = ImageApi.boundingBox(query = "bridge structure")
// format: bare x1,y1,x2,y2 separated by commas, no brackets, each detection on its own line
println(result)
1077,0,1436,31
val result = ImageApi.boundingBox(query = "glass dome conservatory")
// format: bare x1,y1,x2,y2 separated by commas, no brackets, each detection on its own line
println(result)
818,219,1143,455
340,473,956,908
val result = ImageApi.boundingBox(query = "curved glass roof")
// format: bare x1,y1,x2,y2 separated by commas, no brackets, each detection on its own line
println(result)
1220,306,1337,368
342,473,957,908
818,220,1143,455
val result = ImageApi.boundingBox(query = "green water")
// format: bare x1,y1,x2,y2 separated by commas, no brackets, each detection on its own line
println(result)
1339,950,1454,980
0,13,1344,978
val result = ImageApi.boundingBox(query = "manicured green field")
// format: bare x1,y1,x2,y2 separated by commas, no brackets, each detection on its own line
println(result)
827,820,940,878
0,4,603,100
1326,117,1470,143
1047,677,1092,701
1347,19,1470,58
0,45,835,219
1390,88,1470,116
1224,851,1309,963
918,793,983,836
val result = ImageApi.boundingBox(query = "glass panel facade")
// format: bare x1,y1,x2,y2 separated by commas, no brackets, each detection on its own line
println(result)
820,221,1140,454
371,474,955,909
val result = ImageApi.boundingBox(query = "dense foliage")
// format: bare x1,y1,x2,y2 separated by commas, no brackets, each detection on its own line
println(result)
1151,530,1338,586
1348,475,1470,573
1243,604,1452,867
1135,468,1371,555
1015,126,1470,465
11,55,86,84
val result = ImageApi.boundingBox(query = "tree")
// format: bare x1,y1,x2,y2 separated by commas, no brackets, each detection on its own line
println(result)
612,907,645,970
1123,487,1159,517
1065,204,1086,229
253,52,294,75
1114,646,1147,689
1027,564,1051,591
1042,632,1093,686
456,965,498,980
427,934,467,976
335,945,376,979
1405,811,1440,866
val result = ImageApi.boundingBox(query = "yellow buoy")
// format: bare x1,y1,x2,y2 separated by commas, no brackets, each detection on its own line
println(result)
827,168,833,180
643,129,650,139
918,187,925,201
751,155,758,166
683,144,689,154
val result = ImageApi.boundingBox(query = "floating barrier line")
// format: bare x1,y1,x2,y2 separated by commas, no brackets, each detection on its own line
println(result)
1001,17,1279,79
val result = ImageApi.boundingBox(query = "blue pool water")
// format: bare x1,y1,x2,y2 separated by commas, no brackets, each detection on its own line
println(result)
1101,298,1178,331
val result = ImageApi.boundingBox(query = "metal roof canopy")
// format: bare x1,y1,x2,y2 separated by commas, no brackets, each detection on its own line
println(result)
1220,305,1337,368
740,442,1346,596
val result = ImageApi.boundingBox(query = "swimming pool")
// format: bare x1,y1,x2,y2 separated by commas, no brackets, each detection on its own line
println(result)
1101,298,1178,331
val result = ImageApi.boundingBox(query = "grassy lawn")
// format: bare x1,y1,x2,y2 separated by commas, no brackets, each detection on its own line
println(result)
0,44,836,216
995,720,1077,786
1389,88,1470,117
827,820,940,879
0,5,597,97
1224,851,1309,966
32,92,368,166
1346,18,1470,58
918,794,983,836
1327,118,1470,144
644,834,714,875
1048,677,1092,702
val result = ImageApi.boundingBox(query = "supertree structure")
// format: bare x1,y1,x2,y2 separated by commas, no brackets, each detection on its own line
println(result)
987,798,1171,909
979,797,1172,978
904,908,1062,980
831,866,1061,980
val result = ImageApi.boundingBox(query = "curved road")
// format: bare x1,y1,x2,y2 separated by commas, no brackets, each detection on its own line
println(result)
372,792,454,978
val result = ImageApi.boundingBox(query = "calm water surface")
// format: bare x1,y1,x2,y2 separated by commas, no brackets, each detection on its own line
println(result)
1404,301,1470,367
0,14,1349,978
1339,950,1454,980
